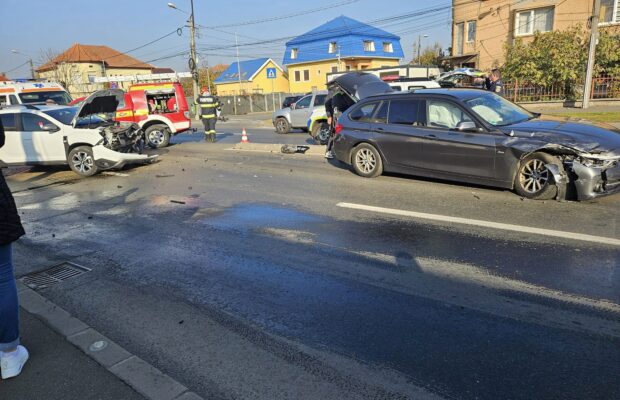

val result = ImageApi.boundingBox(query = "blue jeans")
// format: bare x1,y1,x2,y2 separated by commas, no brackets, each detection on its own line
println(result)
0,244,19,351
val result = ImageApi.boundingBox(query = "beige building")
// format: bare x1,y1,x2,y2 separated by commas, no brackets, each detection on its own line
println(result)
450,0,620,70
36,43,154,97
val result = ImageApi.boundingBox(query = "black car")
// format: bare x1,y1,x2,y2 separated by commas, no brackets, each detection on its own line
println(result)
330,74,620,201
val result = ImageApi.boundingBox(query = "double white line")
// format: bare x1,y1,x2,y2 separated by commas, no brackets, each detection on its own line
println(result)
337,202,620,247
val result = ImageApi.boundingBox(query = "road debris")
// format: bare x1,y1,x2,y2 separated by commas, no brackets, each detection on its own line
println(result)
281,145,310,154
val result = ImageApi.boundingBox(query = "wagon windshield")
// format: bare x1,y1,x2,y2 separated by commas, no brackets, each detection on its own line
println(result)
465,92,534,126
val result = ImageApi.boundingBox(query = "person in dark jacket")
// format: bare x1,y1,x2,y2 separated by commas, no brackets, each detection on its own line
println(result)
0,119,29,379
485,69,505,96
324,89,354,159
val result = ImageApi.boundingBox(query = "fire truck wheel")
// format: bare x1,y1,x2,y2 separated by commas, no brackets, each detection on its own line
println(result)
145,125,171,149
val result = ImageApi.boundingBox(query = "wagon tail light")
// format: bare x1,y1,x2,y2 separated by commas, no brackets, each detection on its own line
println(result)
335,123,343,135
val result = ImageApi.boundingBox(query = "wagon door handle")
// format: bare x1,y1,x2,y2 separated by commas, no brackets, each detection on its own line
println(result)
376,127,384,131
426,134,437,139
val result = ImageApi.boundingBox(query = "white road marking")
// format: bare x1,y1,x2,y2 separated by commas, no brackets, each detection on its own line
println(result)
337,202,620,247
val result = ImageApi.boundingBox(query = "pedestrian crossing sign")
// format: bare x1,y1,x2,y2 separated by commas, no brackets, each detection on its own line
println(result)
266,68,276,79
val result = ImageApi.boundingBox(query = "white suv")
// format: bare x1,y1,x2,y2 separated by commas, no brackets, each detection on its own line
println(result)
0,90,157,177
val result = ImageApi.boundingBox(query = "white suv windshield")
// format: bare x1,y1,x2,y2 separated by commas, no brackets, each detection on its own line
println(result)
44,107,108,127
44,108,77,125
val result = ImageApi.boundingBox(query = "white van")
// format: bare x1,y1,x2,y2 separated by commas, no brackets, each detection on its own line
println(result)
0,81,72,106
388,79,440,92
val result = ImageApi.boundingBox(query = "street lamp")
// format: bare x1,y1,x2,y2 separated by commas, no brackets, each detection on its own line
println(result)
11,49,35,79
167,1,199,103
416,34,429,65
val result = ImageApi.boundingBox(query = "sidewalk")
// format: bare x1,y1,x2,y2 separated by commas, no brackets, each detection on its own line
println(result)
1,283,202,400
1,310,144,400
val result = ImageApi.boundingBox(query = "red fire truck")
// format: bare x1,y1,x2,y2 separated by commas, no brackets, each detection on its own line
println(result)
70,81,191,148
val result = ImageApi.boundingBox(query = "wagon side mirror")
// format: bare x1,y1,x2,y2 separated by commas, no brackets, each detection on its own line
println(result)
456,121,479,132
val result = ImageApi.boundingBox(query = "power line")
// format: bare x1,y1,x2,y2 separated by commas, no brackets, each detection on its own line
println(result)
209,0,362,28
102,27,184,62
199,6,452,52
4,60,30,74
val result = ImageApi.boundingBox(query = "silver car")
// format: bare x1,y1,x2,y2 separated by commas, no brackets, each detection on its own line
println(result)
272,91,327,134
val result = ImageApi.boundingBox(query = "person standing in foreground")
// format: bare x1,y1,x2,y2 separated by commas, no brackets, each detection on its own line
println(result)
0,119,28,379
324,89,354,159
485,68,505,96
197,90,220,142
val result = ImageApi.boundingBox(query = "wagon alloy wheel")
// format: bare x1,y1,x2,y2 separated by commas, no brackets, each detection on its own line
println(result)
519,159,549,194
351,143,383,178
356,148,377,174
514,152,561,200
72,151,94,174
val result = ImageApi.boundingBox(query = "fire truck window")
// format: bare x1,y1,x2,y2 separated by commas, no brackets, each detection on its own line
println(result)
9,95,18,105
0,96,7,106
146,92,177,114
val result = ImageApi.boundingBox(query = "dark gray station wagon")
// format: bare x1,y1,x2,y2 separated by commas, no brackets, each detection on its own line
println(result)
330,76,620,201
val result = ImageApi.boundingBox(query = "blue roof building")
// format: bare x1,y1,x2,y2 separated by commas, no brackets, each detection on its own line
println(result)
213,58,289,95
283,16,404,92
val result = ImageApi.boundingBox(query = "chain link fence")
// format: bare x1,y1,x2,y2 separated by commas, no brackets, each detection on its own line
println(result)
217,93,303,115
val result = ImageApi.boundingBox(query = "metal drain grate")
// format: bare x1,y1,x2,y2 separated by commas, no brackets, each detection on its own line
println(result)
20,262,91,289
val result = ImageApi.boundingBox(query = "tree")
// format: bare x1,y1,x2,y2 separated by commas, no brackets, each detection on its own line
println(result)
38,48,81,92
503,26,587,87
417,42,444,66
596,30,620,76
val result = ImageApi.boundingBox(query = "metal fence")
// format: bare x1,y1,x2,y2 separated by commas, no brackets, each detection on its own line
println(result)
217,93,302,115
504,75,620,103
591,74,620,99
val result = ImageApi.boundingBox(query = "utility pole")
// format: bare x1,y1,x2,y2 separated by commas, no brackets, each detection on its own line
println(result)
235,33,242,95
28,58,35,79
189,0,199,101
583,0,601,109
417,36,422,65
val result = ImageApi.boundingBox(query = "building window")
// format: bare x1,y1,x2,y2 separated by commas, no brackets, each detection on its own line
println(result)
515,7,554,36
331,66,338,73
328,42,338,53
294,70,301,82
600,0,620,24
291,48,298,59
455,22,464,55
363,40,375,52
303,70,310,81
466,21,476,43
383,42,394,53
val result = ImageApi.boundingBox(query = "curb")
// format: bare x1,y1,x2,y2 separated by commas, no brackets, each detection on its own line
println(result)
17,281,203,400
227,143,325,156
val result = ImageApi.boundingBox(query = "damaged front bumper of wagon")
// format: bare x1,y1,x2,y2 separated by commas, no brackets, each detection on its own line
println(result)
547,155,620,201
567,159,620,201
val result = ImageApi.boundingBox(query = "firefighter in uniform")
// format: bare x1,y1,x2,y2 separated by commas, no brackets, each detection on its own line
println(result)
198,90,220,142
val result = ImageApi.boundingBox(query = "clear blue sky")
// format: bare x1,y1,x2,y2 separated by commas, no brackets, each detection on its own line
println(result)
0,0,453,79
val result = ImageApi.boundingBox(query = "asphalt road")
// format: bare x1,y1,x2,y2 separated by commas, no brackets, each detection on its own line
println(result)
6,124,620,400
